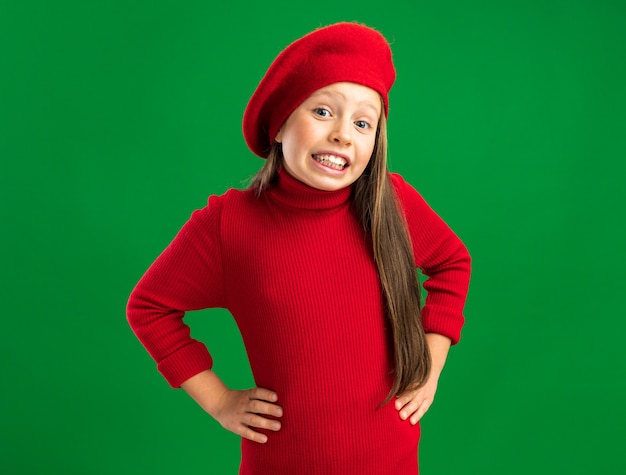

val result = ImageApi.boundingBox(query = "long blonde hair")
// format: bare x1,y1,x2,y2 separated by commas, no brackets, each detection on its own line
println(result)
249,114,431,404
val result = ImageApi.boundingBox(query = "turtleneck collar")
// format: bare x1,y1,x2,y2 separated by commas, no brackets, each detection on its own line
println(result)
266,167,353,210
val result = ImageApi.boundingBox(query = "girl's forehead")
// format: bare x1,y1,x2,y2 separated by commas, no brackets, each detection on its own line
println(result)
306,82,382,111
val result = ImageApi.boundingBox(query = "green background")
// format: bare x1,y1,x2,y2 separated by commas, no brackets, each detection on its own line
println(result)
2,0,625,473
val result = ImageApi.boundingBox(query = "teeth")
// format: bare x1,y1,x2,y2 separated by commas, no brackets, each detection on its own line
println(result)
313,154,347,170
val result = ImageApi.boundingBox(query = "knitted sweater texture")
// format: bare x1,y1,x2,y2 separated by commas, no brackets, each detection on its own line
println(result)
127,169,471,474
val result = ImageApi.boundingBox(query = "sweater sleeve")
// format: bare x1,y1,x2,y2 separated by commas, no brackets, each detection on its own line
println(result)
126,194,226,387
390,173,472,344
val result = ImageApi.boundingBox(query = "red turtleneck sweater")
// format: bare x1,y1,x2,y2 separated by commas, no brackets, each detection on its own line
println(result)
127,170,471,474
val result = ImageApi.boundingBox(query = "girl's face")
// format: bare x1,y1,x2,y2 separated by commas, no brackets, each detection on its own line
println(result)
275,82,382,191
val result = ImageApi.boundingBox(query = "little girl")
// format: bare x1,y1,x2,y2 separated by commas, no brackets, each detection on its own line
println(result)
127,22,471,474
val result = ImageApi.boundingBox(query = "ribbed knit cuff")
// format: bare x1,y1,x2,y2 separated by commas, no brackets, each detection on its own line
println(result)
421,307,464,345
157,341,214,388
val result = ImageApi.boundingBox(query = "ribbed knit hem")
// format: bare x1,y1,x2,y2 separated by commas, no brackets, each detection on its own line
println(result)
157,341,214,388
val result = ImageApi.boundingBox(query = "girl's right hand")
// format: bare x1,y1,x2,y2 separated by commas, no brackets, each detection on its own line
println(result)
213,387,283,444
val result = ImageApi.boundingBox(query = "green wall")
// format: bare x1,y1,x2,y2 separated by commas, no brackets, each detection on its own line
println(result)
1,1,624,473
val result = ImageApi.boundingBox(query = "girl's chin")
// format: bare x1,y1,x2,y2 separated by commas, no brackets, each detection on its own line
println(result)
305,175,356,191
283,164,361,191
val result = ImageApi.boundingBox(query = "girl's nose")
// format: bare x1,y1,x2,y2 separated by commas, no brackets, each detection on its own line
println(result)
329,120,352,145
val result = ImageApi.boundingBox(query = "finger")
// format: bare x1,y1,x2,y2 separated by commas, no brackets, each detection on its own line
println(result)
243,413,282,432
247,399,283,418
236,424,269,444
398,397,423,420
250,387,278,403
395,390,419,410
409,400,432,425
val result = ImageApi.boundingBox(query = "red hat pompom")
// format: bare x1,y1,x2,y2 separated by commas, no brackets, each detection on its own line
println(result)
243,22,396,158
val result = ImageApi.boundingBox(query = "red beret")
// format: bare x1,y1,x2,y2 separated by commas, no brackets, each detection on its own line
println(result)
243,22,396,158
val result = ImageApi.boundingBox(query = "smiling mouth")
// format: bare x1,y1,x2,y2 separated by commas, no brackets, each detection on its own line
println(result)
312,153,348,170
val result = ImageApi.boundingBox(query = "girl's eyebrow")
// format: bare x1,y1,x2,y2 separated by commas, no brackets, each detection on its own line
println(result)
359,102,382,116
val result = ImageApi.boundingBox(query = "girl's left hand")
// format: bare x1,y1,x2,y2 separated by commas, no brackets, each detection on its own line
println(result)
395,370,440,425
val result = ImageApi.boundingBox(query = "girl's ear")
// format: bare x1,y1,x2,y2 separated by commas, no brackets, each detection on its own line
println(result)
274,127,283,144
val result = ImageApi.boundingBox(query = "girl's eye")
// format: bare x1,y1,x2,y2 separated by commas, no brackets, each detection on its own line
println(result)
355,120,370,129
314,108,331,117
